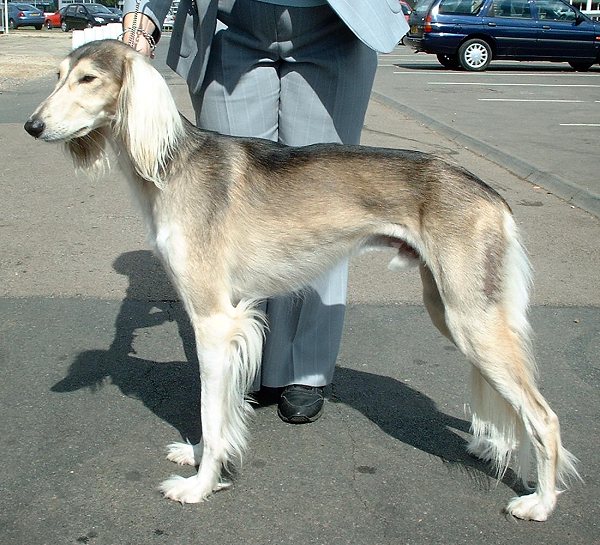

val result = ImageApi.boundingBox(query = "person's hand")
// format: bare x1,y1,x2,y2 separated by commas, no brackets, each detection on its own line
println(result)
122,12,157,58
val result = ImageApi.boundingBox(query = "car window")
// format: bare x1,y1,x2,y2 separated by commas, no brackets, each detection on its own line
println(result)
414,0,438,16
490,0,532,17
66,5,76,14
438,0,485,15
535,0,576,20
87,4,111,13
15,3,37,9
77,5,85,13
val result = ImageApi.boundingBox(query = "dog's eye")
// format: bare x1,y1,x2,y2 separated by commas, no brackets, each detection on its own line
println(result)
79,75,97,84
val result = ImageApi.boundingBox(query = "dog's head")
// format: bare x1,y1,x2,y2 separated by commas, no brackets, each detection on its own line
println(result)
24,40,135,142
24,39,183,185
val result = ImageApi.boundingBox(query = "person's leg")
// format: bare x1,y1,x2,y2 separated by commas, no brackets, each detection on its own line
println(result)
259,6,378,422
190,0,280,140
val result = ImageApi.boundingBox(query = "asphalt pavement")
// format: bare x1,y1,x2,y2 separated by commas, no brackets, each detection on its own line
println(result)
0,34,599,545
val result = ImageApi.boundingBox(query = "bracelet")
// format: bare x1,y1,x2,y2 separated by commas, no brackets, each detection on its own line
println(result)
121,27,156,53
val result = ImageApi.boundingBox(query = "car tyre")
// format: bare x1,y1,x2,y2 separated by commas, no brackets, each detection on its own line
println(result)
45,20,52,30
458,38,492,71
35,24,42,30
8,18,16,29
61,21,69,32
436,53,460,69
568,60,593,72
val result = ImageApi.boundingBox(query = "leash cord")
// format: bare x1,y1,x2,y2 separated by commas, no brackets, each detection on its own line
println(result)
128,0,141,49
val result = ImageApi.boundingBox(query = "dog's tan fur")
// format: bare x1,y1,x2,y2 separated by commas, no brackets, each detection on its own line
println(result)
25,40,579,521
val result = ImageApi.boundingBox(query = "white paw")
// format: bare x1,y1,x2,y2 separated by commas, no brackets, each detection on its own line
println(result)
505,492,556,521
159,474,232,504
159,475,206,504
166,441,202,466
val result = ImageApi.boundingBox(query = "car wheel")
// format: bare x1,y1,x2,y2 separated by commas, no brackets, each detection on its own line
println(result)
8,18,16,29
35,24,42,30
568,61,593,72
436,53,460,69
86,22,93,28
45,20,52,30
61,21,69,32
458,39,492,71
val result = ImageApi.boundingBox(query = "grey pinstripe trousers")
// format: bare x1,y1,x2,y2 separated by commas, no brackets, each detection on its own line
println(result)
189,0,378,387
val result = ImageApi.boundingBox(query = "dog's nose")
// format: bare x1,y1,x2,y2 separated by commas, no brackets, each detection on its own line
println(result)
24,118,46,138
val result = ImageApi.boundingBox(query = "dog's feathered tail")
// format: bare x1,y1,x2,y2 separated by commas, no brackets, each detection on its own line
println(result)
466,211,534,482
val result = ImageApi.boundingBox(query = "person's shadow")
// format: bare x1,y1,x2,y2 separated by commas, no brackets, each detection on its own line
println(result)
52,250,526,493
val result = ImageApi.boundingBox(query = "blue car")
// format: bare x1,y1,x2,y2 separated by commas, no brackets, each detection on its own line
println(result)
7,2,45,30
407,0,600,71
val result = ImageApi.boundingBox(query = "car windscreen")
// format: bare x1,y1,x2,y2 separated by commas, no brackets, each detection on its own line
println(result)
14,4,39,9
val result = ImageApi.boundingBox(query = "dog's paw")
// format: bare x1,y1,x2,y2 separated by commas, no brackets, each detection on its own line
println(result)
505,492,556,521
159,474,232,504
166,441,202,466
159,475,207,504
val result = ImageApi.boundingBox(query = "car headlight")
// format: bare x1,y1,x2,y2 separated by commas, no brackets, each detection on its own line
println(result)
94,17,104,22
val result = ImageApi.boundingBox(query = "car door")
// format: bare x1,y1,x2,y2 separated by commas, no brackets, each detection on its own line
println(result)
533,0,598,59
73,4,89,29
63,4,77,28
481,0,539,57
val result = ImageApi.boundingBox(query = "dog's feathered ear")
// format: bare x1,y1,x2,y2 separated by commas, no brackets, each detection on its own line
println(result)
65,127,109,173
114,52,184,189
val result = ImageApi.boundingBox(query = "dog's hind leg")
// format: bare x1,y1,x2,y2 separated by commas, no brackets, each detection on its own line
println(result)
420,260,528,481
159,299,265,503
447,307,578,520
420,263,453,342
421,210,578,520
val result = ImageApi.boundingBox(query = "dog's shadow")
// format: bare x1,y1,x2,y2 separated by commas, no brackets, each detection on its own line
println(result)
52,250,526,493
51,250,202,442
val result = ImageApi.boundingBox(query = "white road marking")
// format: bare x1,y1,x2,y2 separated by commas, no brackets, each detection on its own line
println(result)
428,82,600,87
393,70,600,77
478,98,585,102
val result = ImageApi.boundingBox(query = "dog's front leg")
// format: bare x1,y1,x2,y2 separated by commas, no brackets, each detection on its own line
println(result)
159,302,265,503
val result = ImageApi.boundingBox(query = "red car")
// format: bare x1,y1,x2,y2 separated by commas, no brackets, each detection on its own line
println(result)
44,6,66,29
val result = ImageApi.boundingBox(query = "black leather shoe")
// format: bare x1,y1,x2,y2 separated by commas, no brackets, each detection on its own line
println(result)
277,384,325,424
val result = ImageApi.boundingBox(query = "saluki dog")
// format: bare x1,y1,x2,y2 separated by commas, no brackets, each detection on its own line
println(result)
25,40,579,521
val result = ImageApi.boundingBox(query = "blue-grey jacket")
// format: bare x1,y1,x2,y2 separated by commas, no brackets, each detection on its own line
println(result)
123,0,409,93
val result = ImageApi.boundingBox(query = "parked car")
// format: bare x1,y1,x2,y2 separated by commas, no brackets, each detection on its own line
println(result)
44,6,66,29
108,7,122,16
7,2,45,29
61,3,122,31
406,0,600,71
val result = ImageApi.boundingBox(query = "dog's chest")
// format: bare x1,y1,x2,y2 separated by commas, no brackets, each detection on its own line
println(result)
152,220,188,278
